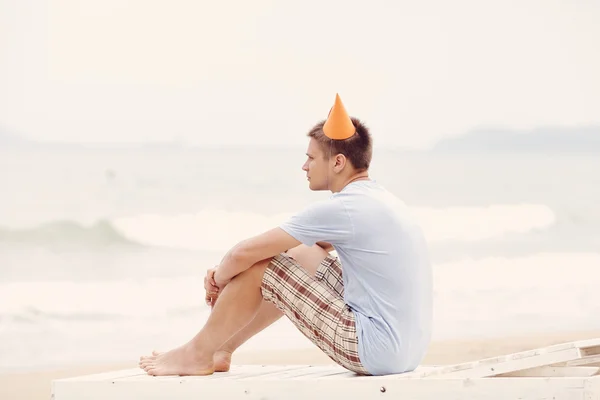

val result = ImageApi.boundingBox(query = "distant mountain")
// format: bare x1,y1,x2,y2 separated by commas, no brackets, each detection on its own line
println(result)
432,126,600,153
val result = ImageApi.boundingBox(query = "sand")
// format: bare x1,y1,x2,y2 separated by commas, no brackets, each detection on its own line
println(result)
2,330,599,400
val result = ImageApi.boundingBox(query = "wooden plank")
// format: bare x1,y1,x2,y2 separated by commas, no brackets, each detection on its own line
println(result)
185,365,270,380
244,365,337,380
119,375,184,382
406,338,600,379
582,346,600,357
116,365,258,381
188,365,308,381
574,339,600,350
120,365,306,382
497,366,600,377
440,347,582,378
52,375,590,400
309,370,354,379
414,347,583,378
52,368,144,382
585,376,600,400
312,365,439,381
565,356,600,367
344,366,441,381
314,370,358,380
287,366,349,379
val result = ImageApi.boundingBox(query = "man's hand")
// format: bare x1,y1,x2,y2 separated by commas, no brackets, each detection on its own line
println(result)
213,268,231,290
204,266,234,307
204,267,220,307
203,228,300,307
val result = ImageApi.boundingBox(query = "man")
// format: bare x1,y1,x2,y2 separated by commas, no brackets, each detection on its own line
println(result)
139,94,432,376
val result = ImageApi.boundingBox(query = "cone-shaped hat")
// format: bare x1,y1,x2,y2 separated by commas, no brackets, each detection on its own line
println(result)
323,93,356,140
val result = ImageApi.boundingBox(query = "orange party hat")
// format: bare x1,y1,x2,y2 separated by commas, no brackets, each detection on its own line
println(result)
323,93,356,140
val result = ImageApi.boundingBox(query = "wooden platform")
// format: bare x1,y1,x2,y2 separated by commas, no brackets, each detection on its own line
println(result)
52,338,600,400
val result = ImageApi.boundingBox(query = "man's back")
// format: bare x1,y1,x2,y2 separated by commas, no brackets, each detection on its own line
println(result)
280,180,432,375
333,180,432,375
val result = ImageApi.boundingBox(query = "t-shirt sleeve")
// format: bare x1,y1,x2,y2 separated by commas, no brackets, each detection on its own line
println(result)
279,197,354,247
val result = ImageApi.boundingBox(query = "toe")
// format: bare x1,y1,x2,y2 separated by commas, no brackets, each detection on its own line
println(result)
141,356,156,366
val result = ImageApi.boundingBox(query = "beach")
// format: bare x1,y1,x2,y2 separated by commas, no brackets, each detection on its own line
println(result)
1,148,599,398
2,1,599,398
2,330,599,400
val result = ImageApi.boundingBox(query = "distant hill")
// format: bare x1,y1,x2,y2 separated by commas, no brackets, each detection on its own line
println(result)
432,126,600,153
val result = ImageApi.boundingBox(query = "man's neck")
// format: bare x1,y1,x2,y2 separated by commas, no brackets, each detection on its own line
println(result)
330,171,370,193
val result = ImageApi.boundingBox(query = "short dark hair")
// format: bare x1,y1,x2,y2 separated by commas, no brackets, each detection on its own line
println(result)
307,117,373,171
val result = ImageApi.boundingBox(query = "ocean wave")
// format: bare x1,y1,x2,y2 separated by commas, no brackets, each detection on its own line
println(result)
0,276,209,322
432,252,600,338
412,204,556,242
0,219,141,248
2,252,598,327
0,204,556,251
113,209,293,252
113,204,556,251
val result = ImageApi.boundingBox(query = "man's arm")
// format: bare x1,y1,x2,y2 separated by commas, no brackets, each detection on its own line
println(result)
214,227,301,285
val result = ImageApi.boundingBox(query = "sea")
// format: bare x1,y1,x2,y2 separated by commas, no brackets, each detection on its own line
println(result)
1,145,599,373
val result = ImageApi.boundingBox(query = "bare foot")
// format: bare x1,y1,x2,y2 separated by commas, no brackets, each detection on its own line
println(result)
141,350,232,372
214,350,232,372
139,343,214,376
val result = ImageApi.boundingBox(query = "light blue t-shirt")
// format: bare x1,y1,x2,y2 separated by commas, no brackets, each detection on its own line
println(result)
279,180,432,375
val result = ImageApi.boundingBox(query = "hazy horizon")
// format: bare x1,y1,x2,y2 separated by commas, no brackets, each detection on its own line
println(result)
2,122,599,152
1,0,599,150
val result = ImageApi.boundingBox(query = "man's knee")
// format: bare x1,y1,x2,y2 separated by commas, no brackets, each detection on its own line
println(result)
233,258,271,286
235,244,328,286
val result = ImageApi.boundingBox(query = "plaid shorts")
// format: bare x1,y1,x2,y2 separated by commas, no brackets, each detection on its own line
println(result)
260,252,370,375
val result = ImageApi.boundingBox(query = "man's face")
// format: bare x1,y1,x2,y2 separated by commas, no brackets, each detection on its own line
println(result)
302,138,330,191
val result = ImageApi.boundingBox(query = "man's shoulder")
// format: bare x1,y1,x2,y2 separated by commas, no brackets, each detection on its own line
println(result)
336,180,401,207
306,195,345,210
284,196,348,224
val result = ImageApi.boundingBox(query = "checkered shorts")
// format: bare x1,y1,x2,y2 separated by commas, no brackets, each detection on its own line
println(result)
260,252,370,375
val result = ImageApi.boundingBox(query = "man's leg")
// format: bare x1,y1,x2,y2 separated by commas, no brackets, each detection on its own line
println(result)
260,251,369,375
210,244,329,371
139,244,329,376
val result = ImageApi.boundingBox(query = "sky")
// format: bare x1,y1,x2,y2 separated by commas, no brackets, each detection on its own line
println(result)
1,0,599,149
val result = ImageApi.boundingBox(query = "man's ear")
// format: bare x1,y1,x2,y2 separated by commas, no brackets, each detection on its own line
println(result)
333,154,346,172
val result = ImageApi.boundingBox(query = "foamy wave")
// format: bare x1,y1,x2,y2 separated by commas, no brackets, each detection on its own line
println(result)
0,204,556,251
113,204,556,251
0,276,208,320
412,204,556,242
2,252,598,335
432,252,600,338
433,252,600,290
0,220,140,248
113,210,294,252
